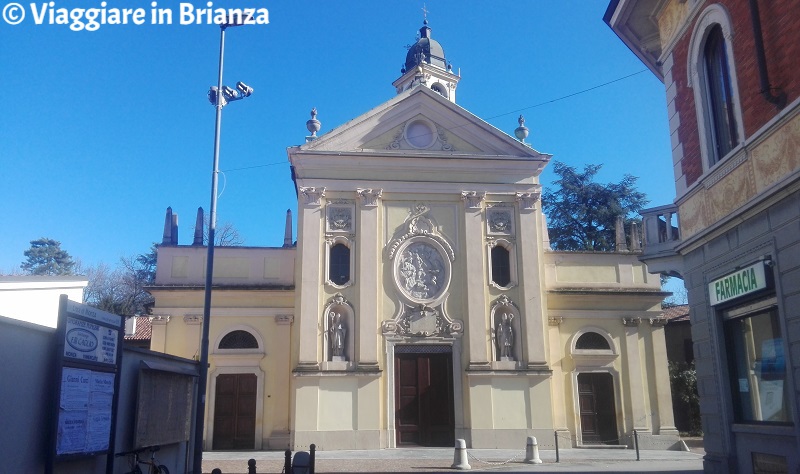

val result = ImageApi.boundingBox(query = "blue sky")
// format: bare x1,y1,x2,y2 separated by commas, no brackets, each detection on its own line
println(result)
1,1,675,274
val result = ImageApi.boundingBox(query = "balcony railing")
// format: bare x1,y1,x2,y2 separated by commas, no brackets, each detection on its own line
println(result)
639,204,683,277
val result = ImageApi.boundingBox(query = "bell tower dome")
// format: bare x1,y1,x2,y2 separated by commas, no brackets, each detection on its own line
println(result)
393,19,461,103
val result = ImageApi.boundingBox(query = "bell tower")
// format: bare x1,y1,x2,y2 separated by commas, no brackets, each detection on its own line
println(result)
392,19,461,103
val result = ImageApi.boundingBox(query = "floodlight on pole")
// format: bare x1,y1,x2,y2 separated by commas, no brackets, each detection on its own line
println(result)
194,16,252,474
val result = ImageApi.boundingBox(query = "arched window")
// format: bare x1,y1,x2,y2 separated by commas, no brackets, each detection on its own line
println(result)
688,4,743,173
329,243,350,286
219,330,259,349
576,332,611,350
431,83,449,98
703,25,739,164
491,245,511,287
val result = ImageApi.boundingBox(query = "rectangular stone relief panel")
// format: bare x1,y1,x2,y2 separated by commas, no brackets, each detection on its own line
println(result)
486,204,515,237
326,201,355,234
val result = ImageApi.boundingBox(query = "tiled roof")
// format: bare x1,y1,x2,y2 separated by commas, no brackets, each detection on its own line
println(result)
125,316,152,340
662,304,690,322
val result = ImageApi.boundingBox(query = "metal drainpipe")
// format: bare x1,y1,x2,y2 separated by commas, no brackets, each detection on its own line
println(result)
748,0,787,109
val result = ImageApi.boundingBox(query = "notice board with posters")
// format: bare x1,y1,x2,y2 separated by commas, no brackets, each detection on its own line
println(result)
48,295,123,467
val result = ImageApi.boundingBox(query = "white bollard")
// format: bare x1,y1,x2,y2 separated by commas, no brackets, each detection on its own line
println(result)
451,438,471,470
524,436,543,464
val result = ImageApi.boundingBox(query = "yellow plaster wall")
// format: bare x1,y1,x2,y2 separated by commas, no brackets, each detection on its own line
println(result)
556,264,618,284
467,376,553,430
318,377,357,431
554,318,628,438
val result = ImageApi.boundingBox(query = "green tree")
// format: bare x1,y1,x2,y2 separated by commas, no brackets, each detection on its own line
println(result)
20,237,76,275
542,162,648,251
669,361,702,435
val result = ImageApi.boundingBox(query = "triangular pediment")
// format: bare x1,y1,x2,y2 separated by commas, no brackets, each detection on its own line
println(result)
298,86,548,160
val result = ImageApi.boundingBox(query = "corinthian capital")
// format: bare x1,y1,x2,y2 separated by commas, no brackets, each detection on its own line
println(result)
299,187,325,206
357,188,382,207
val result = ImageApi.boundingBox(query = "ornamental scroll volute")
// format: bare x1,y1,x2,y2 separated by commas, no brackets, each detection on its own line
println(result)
382,204,463,338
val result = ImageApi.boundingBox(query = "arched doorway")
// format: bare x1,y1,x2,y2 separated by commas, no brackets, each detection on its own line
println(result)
209,328,265,450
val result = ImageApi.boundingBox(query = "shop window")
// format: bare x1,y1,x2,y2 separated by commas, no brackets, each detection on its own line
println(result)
724,305,792,423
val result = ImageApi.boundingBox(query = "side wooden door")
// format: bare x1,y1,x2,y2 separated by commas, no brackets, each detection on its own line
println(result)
212,373,257,450
578,372,618,445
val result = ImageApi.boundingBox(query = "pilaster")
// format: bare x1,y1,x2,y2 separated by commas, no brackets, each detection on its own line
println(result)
548,316,569,431
622,317,649,432
516,191,547,366
649,317,679,435
462,191,489,366
273,314,293,436
149,314,170,353
182,314,202,358
297,187,325,368
356,188,382,367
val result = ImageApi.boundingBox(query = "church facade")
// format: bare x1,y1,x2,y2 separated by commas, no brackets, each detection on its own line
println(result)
148,21,678,451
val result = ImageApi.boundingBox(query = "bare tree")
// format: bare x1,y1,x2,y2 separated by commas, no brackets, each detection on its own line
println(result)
83,245,156,317
194,216,245,246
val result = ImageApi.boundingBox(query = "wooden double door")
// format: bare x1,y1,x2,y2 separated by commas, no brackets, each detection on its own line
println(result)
213,373,257,450
395,350,455,447
578,372,618,445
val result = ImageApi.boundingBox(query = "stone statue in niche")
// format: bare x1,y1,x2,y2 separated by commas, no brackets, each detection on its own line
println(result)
328,312,347,361
496,313,515,360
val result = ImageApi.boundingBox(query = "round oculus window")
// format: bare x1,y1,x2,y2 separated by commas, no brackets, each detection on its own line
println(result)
405,119,436,149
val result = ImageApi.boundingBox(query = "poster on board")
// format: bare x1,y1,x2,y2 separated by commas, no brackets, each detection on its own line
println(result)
51,297,123,463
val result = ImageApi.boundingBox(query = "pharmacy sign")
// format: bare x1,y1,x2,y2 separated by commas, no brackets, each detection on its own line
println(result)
708,261,769,306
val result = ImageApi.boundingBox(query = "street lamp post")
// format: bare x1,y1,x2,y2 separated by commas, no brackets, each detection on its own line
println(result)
194,16,252,474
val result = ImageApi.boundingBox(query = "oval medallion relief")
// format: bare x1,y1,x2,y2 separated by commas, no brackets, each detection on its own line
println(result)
393,238,451,304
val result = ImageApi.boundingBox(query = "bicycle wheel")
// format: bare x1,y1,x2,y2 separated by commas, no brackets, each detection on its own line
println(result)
151,465,169,474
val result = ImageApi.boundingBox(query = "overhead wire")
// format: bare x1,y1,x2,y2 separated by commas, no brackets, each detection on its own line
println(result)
220,69,649,173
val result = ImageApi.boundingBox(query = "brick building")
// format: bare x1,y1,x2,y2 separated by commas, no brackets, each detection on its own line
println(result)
606,1,800,472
